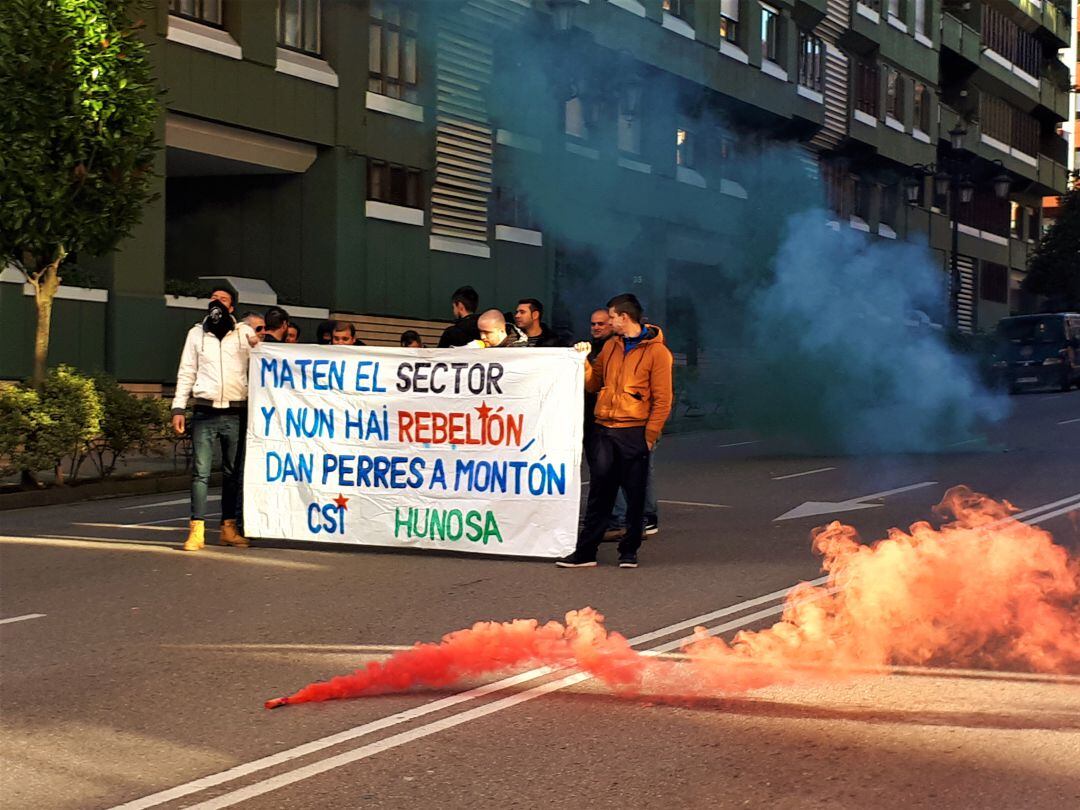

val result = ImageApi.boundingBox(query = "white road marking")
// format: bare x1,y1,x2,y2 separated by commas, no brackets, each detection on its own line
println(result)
658,499,730,509
774,481,938,521
716,440,759,448
122,495,220,510
771,467,836,481
989,492,1080,528
74,523,188,533
0,613,46,626
134,512,221,527
183,594,834,810
107,577,827,810
946,438,982,447
1026,502,1080,525
1058,417,1080,425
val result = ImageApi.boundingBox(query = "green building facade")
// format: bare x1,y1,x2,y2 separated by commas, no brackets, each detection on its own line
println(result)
0,0,1072,384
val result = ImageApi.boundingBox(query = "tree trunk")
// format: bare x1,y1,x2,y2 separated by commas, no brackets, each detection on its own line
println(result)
29,252,64,389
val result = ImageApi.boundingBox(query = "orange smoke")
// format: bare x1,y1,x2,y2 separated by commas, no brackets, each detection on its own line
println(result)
265,487,1080,708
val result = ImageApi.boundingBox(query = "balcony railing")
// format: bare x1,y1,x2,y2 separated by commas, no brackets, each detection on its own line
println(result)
982,3,1042,77
957,194,1010,237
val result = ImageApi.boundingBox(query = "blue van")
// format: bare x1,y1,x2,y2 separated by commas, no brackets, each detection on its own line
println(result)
993,313,1080,393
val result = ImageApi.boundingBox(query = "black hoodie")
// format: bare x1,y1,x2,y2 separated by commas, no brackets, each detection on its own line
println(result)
438,313,481,348
525,323,564,348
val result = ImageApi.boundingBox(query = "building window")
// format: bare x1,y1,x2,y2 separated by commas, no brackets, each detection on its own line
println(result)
676,127,694,167
854,59,879,117
760,4,779,63
564,85,600,142
914,0,929,36
885,67,904,122
797,32,824,92
1010,202,1022,238
662,0,693,21
880,184,898,228
913,82,931,132
959,192,1010,237
821,161,855,218
720,0,739,43
369,0,419,103
853,180,871,222
1024,206,1038,241
368,160,422,209
169,0,223,26
279,0,320,55
616,85,642,155
980,262,1008,304
887,0,906,20
493,187,535,230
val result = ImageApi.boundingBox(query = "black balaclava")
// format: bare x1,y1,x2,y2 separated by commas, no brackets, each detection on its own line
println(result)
203,300,235,341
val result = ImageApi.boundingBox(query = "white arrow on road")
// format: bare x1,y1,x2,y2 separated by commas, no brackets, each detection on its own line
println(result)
774,481,938,521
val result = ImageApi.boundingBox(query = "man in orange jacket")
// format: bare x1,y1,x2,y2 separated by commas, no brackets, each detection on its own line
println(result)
558,293,673,569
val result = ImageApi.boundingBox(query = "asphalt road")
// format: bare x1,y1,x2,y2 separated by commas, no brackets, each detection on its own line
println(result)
2,390,1078,809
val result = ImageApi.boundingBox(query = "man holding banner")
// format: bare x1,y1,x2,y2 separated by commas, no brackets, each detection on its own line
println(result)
559,293,673,569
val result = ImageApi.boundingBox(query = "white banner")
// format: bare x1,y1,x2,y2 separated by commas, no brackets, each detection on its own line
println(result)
243,344,583,558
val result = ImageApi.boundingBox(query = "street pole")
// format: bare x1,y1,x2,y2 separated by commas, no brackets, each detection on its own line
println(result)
950,181,960,331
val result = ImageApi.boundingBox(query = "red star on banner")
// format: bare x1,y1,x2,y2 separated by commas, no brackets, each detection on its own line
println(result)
475,401,492,420
333,494,349,510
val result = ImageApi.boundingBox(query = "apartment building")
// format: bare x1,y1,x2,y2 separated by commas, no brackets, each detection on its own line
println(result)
0,0,1072,382
1042,2,1077,229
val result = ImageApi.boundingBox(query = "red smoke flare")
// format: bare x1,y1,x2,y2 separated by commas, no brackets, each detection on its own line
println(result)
265,487,1080,709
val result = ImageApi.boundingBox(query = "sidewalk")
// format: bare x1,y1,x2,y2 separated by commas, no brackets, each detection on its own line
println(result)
0,443,217,510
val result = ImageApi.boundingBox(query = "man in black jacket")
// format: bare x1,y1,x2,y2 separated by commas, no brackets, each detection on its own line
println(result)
438,286,481,347
514,298,563,347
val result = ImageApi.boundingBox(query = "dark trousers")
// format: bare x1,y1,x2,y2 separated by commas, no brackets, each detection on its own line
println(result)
190,408,246,523
576,425,650,559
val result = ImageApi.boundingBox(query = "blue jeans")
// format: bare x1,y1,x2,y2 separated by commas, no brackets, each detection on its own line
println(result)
190,408,245,523
610,448,657,529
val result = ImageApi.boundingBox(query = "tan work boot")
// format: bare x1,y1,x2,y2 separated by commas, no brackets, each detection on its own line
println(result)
219,519,249,548
183,520,205,551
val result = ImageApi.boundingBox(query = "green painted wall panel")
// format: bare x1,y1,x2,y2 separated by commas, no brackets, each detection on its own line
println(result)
0,287,107,380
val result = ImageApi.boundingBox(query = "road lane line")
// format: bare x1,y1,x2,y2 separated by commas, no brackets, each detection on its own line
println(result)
657,499,730,509
122,495,220,510
120,498,219,509
133,512,221,527
0,613,46,626
107,578,824,810
74,523,190,533
1025,503,1080,525
716,440,759,448
946,438,982,447
1058,417,1080,425
992,492,1080,527
771,467,836,481
183,594,835,810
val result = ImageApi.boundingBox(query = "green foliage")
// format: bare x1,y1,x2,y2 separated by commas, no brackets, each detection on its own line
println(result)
0,0,160,274
0,367,173,483
0,386,44,475
164,277,214,299
0,366,102,482
1024,173,1080,311
81,373,170,477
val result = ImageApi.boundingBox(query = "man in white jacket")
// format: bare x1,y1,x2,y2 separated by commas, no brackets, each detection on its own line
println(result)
171,285,259,551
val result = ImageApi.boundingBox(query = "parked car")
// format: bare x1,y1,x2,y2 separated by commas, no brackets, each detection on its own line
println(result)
992,313,1080,393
